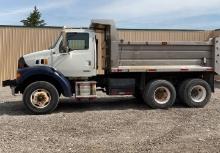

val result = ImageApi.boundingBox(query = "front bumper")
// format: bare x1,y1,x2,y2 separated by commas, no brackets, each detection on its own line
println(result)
2,79,17,87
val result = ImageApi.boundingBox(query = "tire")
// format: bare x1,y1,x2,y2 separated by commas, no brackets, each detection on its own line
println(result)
178,79,211,108
143,80,176,109
23,81,59,114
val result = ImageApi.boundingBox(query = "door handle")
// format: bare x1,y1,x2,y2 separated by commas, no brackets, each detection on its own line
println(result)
88,60,91,66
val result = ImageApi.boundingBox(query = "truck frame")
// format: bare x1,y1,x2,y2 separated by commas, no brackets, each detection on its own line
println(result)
2,20,220,114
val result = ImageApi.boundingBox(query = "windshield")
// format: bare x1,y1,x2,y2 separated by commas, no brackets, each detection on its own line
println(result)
49,32,62,49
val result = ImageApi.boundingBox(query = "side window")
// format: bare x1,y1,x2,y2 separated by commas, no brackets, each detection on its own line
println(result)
66,33,89,50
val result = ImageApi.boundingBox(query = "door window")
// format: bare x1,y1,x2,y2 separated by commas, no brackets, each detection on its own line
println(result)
66,33,89,50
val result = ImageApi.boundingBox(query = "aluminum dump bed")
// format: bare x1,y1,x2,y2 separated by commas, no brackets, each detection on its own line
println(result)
90,20,220,74
111,37,220,75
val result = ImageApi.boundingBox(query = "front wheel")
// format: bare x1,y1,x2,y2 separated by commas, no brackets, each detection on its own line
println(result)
23,81,59,114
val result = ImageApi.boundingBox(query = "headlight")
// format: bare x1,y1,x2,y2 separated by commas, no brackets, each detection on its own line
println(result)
18,57,28,69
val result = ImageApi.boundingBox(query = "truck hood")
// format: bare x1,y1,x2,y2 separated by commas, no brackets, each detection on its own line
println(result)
23,49,51,67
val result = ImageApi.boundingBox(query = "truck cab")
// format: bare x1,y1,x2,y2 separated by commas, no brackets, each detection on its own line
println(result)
23,28,97,77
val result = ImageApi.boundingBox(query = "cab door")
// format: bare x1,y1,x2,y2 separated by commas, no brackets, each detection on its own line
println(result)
52,31,96,77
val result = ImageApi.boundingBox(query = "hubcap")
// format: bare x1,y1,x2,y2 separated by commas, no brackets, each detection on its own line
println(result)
190,85,206,103
154,86,171,104
30,89,51,109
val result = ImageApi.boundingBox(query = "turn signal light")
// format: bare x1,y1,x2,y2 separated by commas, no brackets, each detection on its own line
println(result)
40,59,48,64
44,59,48,64
16,72,21,79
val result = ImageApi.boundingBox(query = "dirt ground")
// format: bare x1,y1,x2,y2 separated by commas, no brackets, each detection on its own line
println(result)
0,83,220,153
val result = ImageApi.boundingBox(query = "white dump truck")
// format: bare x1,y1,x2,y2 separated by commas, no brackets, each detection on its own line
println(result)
2,20,220,114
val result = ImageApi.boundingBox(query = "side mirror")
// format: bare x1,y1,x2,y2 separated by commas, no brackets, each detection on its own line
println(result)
60,45,71,53
60,46,71,55
60,45,67,53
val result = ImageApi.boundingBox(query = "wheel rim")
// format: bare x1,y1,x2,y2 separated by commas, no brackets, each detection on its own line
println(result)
190,85,207,103
154,86,171,104
30,89,51,109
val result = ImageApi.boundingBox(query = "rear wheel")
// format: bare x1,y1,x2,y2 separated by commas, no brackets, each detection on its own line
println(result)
23,81,59,114
178,79,211,108
143,80,176,109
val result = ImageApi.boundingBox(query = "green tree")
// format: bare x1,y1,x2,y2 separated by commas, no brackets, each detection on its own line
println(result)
21,6,46,27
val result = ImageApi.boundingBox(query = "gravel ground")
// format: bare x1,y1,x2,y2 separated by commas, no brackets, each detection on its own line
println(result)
0,84,220,153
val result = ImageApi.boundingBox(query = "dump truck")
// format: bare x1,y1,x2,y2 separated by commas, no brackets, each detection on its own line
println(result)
2,20,220,114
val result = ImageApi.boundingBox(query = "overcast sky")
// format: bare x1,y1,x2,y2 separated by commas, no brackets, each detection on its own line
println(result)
0,0,220,29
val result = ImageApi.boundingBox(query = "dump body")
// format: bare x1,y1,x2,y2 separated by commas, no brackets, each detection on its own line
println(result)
90,20,218,74
110,40,215,73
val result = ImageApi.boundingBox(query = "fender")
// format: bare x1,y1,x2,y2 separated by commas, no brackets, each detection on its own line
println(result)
17,66,72,97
